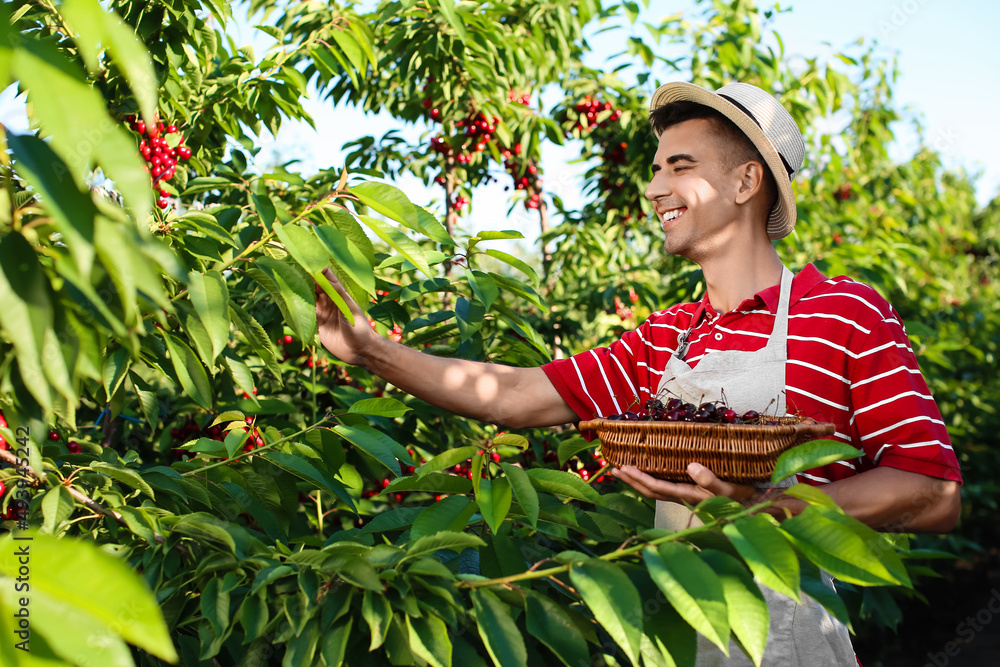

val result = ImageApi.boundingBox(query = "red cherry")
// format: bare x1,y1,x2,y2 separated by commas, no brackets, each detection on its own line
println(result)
165,124,177,134
421,98,432,109
67,440,81,453
48,429,60,441
0,480,5,496
0,413,7,428
157,197,169,209
283,334,293,344
177,146,192,160
136,120,146,135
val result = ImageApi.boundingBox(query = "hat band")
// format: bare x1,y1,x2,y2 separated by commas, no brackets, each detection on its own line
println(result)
717,93,794,178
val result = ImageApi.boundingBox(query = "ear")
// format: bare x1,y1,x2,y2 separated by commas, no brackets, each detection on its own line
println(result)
734,160,766,205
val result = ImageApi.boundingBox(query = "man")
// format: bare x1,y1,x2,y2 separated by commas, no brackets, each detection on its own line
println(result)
315,81,962,665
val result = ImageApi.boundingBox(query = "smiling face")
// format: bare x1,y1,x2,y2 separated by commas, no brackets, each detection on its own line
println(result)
644,117,773,262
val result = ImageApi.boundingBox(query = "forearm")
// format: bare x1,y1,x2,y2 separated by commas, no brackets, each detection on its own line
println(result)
357,335,575,429
774,466,961,533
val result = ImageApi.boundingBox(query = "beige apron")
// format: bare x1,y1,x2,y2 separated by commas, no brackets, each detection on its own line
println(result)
653,266,856,666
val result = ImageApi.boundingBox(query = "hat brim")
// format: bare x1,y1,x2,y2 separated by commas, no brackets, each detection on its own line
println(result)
650,82,796,240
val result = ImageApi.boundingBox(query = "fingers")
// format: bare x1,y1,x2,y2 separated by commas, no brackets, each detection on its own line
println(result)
314,267,364,322
686,462,756,501
611,465,707,504
610,463,755,504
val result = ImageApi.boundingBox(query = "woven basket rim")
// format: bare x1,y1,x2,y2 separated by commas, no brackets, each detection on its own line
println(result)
579,416,834,437
578,417,835,482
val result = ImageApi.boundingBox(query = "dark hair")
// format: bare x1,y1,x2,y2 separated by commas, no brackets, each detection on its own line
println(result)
649,100,776,205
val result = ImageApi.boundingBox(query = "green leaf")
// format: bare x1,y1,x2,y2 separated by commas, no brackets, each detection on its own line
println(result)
224,429,250,458
455,296,486,341
320,616,353,667
407,531,486,559
782,483,838,509
240,593,268,643
493,433,529,450
274,221,331,274
477,477,512,534
723,515,800,602
771,440,862,485
314,225,377,295
3,133,96,280
188,270,230,363
358,214,433,279
436,0,469,43
471,589,527,667
162,333,213,411
384,473,472,496
0,533,178,662
229,301,281,379
569,559,642,665
200,578,229,637
129,372,160,428
173,211,239,247
334,424,403,477
464,269,499,310
411,496,475,541
524,590,590,667
360,506,424,534
526,468,604,506
221,349,260,405
260,451,355,510
800,575,853,631
0,577,134,667
351,181,422,234
700,550,768,666
11,44,151,221
61,0,156,124
91,463,156,499
483,248,539,284
0,195,54,411
557,435,594,466
417,445,479,477
102,347,131,399
779,507,904,586
247,256,317,343
500,462,538,529
643,544,730,654
348,397,411,418
407,613,452,667
363,589,392,650
41,485,74,534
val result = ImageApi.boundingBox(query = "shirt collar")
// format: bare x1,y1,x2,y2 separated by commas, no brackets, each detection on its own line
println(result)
696,263,828,320
754,262,828,314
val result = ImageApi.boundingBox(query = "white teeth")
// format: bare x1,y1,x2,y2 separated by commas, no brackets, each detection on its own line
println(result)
663,208,685,221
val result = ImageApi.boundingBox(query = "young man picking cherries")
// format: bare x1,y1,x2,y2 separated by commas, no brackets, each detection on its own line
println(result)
316,81,961,665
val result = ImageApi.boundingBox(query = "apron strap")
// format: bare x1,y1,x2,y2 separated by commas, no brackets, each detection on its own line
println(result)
763,265,794,352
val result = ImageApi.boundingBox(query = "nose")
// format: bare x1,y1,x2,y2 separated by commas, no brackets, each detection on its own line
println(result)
645,169,669,203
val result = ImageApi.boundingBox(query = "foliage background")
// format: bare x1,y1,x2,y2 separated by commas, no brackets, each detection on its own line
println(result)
0,0,998,665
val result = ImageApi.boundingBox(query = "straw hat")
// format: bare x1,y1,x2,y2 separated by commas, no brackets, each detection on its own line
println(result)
649,82,805,240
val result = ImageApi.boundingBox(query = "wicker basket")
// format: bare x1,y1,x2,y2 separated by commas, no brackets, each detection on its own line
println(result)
578,416,835,483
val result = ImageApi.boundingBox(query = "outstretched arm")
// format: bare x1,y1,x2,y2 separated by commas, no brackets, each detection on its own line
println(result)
315,268,578,429
613,463,961,533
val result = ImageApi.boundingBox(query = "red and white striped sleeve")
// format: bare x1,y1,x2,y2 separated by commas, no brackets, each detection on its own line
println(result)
542,326,649,440
847,296,962,483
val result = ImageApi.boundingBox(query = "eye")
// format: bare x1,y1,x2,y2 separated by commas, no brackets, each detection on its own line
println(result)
673,166,688,172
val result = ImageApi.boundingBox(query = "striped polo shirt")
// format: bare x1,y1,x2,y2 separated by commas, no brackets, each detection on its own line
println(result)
542,263,962,485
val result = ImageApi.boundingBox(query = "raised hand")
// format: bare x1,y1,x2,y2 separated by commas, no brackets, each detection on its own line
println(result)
314,267,379,367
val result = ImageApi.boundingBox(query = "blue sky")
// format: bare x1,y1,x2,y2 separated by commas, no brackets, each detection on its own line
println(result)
2,0,997,245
